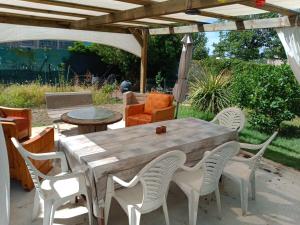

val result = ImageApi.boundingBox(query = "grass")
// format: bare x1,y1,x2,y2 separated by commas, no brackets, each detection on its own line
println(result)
178,105,300,170
0,82,119,108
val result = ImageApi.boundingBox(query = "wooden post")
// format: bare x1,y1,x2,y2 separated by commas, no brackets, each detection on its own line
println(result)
140,29,148,93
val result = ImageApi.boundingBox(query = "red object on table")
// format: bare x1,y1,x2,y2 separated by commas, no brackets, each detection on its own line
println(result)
156,126,163,134
161,126,167,133
256,0,265,7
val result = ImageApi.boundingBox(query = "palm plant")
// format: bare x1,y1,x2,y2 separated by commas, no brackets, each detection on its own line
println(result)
189,66,232,114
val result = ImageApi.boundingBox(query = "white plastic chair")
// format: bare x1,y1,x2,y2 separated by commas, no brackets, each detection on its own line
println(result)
211,107,245,132
11,138,93,225
222,132,278,215
104,150,186,225
172,141,240,225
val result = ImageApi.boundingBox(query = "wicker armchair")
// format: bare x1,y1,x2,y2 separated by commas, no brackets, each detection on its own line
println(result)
0,106,32,140
1,120,55,190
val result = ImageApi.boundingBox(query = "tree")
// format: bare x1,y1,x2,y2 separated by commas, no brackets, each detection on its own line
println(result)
213,14,286,61
192,33,209,60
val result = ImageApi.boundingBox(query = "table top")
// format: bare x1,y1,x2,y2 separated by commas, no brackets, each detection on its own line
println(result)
61,107,122,126
62,118,237,213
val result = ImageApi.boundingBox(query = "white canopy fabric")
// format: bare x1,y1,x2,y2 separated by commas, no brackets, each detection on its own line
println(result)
0,23,141,57
0,125,9,225
277,27,300,83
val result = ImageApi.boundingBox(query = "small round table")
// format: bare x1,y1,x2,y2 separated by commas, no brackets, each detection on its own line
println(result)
61,107,123,134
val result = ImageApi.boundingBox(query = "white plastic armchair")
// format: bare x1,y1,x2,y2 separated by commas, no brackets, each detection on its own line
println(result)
11,138,93,225
172,141,240,225
222,132,278,215
211,107,245,132
104,150,186,225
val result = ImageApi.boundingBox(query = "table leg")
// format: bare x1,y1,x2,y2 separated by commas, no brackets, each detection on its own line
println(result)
78,125,107,134
97,208,105,225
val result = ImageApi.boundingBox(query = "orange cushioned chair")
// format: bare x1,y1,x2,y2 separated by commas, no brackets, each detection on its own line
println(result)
0,106,32,140
125,92,175,127
0,107,54,191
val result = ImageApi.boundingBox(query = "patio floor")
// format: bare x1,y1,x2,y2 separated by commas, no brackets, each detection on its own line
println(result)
10,123,300,225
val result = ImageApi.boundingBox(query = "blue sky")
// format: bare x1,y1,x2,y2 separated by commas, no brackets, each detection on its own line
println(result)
205,32,220,55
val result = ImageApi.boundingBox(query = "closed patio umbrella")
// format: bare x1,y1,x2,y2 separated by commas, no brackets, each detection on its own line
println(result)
173,34,193,118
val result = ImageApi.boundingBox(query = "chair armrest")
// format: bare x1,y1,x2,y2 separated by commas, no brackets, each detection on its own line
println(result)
125,104,145,117
152,105,175,122
48,171,86,181
123,91,133,106
179,151,210,172
210,117,218,123
24,151,68,173
0,121,18,138
110,174,139,188
240,142,263,151
0,117,15,122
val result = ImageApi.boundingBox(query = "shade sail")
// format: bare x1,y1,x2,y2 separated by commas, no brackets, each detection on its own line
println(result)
0,23,141,57
0,125,9,225
277,27,300,83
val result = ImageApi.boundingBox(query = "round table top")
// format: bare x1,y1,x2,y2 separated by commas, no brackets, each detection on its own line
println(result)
61,107,123,126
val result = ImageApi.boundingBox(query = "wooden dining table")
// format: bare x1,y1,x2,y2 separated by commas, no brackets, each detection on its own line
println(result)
61,118,237,224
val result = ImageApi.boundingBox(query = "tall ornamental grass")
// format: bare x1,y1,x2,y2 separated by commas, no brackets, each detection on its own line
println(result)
188,65,232,114
0,82,117,108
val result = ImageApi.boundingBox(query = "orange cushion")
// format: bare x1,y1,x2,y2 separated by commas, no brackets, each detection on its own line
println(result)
144,93,172,114
127,113,152,127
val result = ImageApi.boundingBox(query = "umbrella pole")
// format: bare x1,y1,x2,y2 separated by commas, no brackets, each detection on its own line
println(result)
175,102,180,119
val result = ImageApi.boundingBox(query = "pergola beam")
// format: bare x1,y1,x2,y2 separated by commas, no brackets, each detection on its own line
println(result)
21,0,116,13
0,3,88,19
243,1,299,16
0,14,130,33
72,0,247,28
149,16,300,35
197,10,241,21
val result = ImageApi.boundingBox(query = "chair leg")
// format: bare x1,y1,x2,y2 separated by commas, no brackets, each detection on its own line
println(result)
104,195,112,225
215,187,222,220
188,191,200,225
162,200,170,225
251,176,256,200
43,201,55,225
240,180,249,216
85,193,93,225
128,207,141,225
32,191,41,220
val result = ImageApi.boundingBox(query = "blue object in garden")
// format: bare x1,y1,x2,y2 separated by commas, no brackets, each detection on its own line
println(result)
120,80,132,93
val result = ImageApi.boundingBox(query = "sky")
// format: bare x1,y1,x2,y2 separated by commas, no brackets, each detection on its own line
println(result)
205,31,220,55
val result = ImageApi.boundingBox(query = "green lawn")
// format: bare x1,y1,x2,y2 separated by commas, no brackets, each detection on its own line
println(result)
178,105,300,170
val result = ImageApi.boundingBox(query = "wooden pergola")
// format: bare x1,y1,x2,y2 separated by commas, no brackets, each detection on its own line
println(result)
0,0,299,92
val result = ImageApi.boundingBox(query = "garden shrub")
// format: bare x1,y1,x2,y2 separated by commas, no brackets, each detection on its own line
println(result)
193,58,300,133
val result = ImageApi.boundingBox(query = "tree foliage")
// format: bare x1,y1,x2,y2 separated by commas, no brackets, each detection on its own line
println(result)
192,33,209,60
213,14,286,61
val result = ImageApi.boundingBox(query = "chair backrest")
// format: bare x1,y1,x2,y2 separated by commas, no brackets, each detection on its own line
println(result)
248,132,278,171
213,107,245,132
200,141,240,195
138,150,186,212
11,138,44,197
0,125,10,225
144,92,174,114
